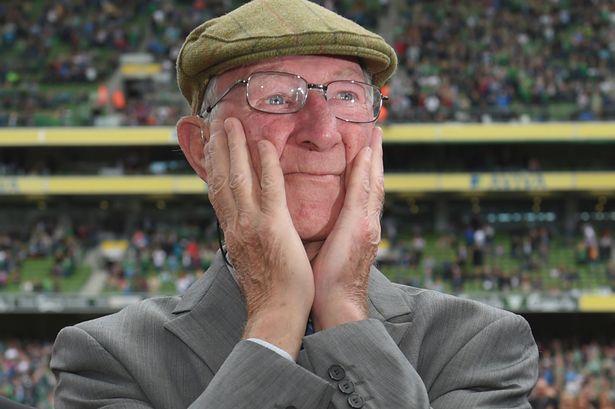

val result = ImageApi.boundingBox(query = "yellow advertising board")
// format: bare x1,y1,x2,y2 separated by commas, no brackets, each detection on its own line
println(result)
2,122,615,146
579,294,615,312
1,172,614,195
0,127,177,146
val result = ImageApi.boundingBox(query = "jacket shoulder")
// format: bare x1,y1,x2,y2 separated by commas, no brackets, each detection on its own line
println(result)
392,282,521,325
66,295,181,353
391,284,537,395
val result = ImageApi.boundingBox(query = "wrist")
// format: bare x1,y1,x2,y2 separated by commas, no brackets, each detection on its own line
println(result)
311,298,368,331
243,303,309,360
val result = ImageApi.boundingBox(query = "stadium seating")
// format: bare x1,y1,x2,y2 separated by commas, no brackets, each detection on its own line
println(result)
530,339,615,408
389,0,615,122
1,1,615,407
4,0,615,126
0,340,54,408
0,0,381,127
1,214,613,298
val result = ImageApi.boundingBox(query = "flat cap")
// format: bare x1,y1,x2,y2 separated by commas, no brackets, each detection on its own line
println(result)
177,0,398,114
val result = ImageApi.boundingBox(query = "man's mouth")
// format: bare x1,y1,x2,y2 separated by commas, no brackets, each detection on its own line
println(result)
284,172,341,181
285,171,341,176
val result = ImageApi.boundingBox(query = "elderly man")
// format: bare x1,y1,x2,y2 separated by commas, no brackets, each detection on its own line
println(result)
51,1,538,408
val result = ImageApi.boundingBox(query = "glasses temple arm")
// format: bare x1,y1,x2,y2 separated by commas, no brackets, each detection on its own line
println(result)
204,79,248,113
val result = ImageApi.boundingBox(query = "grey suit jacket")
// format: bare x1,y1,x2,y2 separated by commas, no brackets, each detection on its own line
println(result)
51,253,538,408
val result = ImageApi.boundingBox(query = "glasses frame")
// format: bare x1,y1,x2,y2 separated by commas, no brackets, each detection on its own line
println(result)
202,71,388,123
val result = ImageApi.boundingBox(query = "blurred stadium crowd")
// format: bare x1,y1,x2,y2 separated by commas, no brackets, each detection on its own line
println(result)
389,0,615,122
1,337,614,408
0,222,81,293
0,340,54,408
2,1,615,408
102,223,219,294
1,215,613,296
3,0,615,126
381,221,615,295
0,217,219,295
530,339,615,409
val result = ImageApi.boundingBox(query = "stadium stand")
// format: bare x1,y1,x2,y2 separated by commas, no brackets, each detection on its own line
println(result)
100,222,219,294
0,0,380,127
1,0,151,127
0,339,54,408
531,339,615,409
1,202,613,300
5,0,615,125
2,1,615,408
389,0,615,122
0,219,88,293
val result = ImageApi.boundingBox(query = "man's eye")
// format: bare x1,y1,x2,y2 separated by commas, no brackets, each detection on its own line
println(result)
336,91,358,102
265,95,286,105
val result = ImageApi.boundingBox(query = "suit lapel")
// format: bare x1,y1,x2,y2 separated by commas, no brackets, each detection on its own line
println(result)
164,253,246,374
165,254,414,373
367,265,415,345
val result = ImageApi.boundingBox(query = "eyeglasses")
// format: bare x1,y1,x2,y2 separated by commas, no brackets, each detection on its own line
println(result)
202,71,388,123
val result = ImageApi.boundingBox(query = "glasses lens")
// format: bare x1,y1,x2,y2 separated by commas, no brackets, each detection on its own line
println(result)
247,72,307,114
327,81,381,122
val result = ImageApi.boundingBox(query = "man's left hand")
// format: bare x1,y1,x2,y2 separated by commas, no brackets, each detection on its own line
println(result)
310,127,384,330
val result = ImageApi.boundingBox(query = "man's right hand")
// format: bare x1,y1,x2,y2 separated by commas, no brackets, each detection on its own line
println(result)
204,117,313,360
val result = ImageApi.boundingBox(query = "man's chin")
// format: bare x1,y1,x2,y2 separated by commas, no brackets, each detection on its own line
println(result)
291,206,340,243
285,180,345,243
294,220,332,243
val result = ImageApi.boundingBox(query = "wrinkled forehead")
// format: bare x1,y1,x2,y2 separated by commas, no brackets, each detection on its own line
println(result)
214,55,366,90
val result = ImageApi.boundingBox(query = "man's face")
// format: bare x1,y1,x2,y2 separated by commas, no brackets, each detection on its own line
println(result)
206,55,376,242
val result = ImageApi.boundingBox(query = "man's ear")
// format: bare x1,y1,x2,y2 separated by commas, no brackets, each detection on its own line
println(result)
177,115,210,182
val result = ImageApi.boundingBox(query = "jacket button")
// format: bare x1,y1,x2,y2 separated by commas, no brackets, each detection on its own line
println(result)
328,364,346,381
338,379,355,394
347,393,365,408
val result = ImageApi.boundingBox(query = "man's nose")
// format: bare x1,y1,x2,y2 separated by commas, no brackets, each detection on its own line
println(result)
292,90,341,151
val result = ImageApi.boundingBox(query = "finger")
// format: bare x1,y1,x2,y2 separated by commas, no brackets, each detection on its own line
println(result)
202,123,215,182
257,140,287,216
367,127,385,217
207,119,237,227
225,117,258,213
342,145,372,214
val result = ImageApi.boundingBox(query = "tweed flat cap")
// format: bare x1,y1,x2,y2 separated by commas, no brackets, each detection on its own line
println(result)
177,0,397,114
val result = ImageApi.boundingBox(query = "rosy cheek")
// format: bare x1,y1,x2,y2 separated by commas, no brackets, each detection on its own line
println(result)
341,126,371,164
261,122,293,156
344,143,356,164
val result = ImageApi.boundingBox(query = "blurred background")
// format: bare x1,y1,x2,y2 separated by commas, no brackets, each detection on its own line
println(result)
1,0,614,408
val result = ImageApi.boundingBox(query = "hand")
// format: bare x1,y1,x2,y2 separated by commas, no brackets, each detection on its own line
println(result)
204,117,314,358
310,127,384,330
